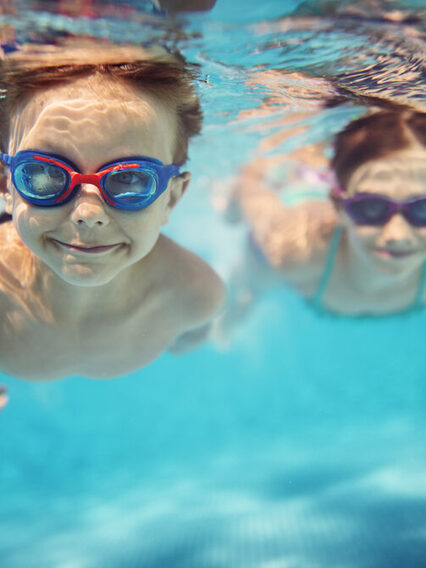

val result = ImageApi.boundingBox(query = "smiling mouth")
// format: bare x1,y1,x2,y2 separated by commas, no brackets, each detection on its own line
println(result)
52,239,122,254
374,248,416,259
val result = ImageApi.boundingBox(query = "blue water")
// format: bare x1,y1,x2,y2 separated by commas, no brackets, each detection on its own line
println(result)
2,292,426,567
1,1,426,567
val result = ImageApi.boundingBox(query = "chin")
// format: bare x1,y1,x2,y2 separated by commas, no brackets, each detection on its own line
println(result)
370,252,420,274
53,265,122,287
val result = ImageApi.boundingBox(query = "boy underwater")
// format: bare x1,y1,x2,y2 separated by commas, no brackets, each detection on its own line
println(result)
0,42,225,380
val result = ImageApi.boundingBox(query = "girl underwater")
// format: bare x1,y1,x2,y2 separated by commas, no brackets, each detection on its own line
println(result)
217,109,426,339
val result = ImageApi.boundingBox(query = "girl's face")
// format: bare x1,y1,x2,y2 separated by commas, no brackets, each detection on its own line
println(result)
339,148,426,274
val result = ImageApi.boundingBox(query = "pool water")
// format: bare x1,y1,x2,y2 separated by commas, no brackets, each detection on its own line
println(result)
1,1,426,567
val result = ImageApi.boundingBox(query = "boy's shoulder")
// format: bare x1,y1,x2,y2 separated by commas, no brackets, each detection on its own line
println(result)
158,235,226,327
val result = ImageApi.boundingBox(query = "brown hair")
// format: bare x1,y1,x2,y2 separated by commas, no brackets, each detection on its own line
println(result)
332,110,426,189
0,41,203,164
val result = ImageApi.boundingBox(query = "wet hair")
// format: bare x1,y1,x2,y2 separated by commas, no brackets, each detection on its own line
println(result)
331,110,426,189
0,41,203,164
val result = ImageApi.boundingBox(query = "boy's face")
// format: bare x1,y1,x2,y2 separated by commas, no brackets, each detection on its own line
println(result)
4,80,190,287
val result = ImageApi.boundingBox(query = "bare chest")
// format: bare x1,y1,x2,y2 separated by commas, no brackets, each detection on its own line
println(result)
0,302,180,380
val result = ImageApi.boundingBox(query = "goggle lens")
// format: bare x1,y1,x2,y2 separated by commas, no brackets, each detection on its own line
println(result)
345,198,390,225
409,199,426,226
103,168,157,203
15,161,68,200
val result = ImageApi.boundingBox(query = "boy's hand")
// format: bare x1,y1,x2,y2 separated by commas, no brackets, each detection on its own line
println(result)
169,322,212,354
0,386,8,411
155,0,216,12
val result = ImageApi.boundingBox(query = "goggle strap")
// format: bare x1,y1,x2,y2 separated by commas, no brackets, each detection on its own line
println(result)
158,164,180,191
0,153,12,167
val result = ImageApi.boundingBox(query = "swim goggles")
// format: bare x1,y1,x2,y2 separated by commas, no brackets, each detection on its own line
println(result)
333,189,426,227
0,150,181,211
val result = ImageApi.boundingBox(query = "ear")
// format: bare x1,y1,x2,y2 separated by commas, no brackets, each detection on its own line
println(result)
329,188,345,219
164,171,191,219
330,194,340,211
0,170,12,215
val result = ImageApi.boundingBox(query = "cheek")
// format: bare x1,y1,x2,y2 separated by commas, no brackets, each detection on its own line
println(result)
346,221,380,249
120,205,165,246
415,229,426,247
134,195,170,230
12,198,60,244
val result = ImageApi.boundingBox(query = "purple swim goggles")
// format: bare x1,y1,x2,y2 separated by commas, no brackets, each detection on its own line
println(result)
0,150,181,211
333,188,426,227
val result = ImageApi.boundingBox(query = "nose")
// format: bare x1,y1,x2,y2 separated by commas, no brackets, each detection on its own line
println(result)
70,184,110,228
380,213,415,247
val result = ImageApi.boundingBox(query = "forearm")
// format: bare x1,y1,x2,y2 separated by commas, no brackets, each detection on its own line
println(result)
237,178,337,270
236,175,287,242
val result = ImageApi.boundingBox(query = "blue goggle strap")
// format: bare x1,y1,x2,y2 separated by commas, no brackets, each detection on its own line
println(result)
157,164,180,192
0,153,12,168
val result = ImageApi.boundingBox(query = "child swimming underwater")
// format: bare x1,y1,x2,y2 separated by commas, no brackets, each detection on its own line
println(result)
0,41,225,380
219,109,426,337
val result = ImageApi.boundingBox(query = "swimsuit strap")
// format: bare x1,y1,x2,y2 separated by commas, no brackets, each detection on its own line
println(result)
312,225,343,310
414,259,426,308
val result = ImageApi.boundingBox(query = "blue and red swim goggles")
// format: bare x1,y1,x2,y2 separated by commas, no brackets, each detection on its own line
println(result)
0,150,181,211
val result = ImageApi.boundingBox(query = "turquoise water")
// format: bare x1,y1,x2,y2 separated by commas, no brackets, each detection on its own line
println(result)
1,1,426,566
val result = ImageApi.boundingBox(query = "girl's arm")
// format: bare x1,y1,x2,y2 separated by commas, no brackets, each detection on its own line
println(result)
235,164,338,278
